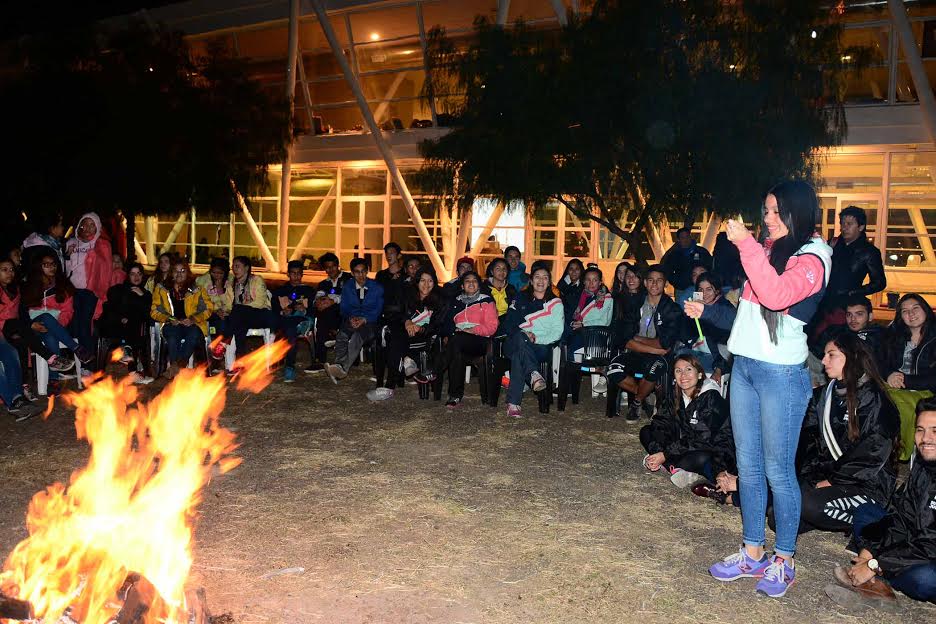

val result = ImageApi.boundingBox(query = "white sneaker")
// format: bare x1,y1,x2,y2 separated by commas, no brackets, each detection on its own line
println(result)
593,376,608,394
529,371,547,393
130,372,154,385
670,469,707,489
402,356,419,378
325,363,347,384
324,340,336,348
366,387,394,401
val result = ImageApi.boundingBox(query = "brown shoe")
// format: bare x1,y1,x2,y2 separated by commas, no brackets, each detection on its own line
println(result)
826,566,898,612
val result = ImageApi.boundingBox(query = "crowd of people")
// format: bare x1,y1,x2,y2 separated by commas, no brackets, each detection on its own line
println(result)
2,182,935,609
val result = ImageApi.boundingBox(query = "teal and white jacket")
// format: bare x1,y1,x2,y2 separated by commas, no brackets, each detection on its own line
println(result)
504,290,565,345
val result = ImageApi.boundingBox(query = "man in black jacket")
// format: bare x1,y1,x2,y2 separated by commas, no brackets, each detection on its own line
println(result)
606,265,688,422
660,227,712,306
306,252,352,373
828,397,936,606
816,206,886,333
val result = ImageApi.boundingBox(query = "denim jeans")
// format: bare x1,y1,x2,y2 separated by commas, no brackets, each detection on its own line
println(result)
505,331,552,405
163,324,204,363
70,288,98,352
0,338,23,405
730,355,811,557
277,314,309,367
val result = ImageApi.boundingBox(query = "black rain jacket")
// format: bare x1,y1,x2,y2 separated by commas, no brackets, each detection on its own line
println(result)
611,293,688,351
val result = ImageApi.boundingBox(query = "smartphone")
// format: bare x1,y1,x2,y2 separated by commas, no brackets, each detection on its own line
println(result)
692,291,704,302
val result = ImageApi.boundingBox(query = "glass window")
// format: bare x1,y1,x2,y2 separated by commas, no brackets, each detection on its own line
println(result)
887,152,936,268
314,105,364,133
356,38,425,73
842,25,889,63
349,5,419,43
342,169,387,196
534,229,557,257
361,70,427,102
302,50,347,79
245,58,288,86
367,97,433,129
236,26,288,58
422,0,498,31
842,65,890,103
308,79,355,105
821,152,885,194
299,16,349,50
290,169,337,197
564,230,591,257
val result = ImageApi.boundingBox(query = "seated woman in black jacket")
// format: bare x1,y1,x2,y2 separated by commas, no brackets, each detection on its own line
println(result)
640,353,734,488
881,293,936,392
795,332,900,534
370,269,446,400
99,262,153,376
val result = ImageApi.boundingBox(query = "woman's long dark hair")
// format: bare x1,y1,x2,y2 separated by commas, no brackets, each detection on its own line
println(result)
560,258,585,284
881,293,935,368
22,253,74,306
761,180,821,343
0,258,17,305
829,332,896,444
672,353,708,403
527,266,557,301
405,268,443,311
208,257,230,286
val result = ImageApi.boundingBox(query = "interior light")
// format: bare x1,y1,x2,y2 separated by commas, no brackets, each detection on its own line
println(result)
811,30,817,39
729,64,736,70
370,32,380,41
889,254,898,260
841,55,852,61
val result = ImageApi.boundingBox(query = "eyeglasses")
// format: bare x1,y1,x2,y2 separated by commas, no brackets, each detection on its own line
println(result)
174,269,188,275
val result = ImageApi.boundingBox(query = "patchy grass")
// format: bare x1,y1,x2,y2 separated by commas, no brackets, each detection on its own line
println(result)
1,367,935,623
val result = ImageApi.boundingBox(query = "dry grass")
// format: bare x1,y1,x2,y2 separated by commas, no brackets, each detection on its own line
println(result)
2,368,935,623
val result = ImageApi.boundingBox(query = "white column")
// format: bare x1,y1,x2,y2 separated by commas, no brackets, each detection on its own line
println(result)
889,0,936,142
277,0,301,271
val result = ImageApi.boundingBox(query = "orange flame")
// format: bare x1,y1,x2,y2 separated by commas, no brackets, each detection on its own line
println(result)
110,349,123,363
0,341,289,623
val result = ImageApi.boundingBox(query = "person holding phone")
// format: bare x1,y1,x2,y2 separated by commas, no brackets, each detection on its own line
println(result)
271,260,317,382
708,181,833,599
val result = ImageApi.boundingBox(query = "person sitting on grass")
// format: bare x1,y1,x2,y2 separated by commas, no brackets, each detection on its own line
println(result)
502,265,564,418
434,270,499,408
640,354,734,489
843,295,884,359
151,260,212,379
271,260,317,383
826,396,936,608
307,252,352,373
370,269,447,401
21,252,94,380
482,258,516,319
606,264,687,422
325,258,384,383
99,262,153,381
682,272,736,383
793,333,900,536
196,257,233,342
209,256,274,368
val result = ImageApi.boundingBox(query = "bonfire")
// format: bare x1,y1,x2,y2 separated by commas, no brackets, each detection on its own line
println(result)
0,342,289,624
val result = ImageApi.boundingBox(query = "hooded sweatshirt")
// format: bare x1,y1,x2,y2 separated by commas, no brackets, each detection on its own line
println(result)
507,261,530,291
65,212,112,318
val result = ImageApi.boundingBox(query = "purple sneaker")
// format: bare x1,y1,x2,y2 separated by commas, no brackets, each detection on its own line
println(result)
755,556,796,598
709,547,770,581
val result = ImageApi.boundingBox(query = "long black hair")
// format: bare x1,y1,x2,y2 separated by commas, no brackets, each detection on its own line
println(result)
405,268,443,311
882,293,936,367
761,180,821,343
828,332,894,443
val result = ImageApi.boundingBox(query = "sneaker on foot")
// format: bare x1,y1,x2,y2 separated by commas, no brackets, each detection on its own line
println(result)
445,397,462,409
593,376,608,394
9,396,40,422
209,341,227,361
625,400,642,423
709,547,770,582
670,469,707,489
507,403,522,418
74,346,94,365
414,371,437,384
129,372,155,385
119,346,134,365
755,557,796,598
304,362,325,374
21,384,37,402
283,366,296,383
47,354,74,373
530,371,547,393
325,363,346,384
366,387,394,401
402,356,419,378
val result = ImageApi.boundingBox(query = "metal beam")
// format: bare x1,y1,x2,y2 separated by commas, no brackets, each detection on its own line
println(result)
296,46,316,132
468,201,505,257
289,185,337,260
277,0,301,271
416,2,439,126
232,180,278,270
907,205,936,265
372,71,409,123
133,239,147,264
550,0,568,26
455,207,472,259
310,0,448,280
159,213,188,256
496,0,511,26
889,0,936,142
144,216,157,265
700,213,721,251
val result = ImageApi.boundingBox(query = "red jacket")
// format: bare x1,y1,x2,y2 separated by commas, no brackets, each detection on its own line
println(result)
449,295,499,337
27,287,74,329
0,289,19,332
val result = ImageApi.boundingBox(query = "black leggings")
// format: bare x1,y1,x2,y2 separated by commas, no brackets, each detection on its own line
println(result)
442,332,489,399
765,483,878,534
638,425,717,481
383,330,429,388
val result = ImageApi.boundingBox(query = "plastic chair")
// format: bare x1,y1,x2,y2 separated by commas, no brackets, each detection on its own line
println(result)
225,327,274,371
557,327,614,411
34,344,84,396
487,336,563,414
152,322,205,376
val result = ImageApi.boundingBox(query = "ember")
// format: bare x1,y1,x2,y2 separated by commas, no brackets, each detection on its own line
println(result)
0,342,289,624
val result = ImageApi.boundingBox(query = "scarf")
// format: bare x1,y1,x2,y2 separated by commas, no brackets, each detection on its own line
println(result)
457,291,484,305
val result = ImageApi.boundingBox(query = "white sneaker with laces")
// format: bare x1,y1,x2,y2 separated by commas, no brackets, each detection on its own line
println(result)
593,376,608,394
366,387,394,401
402,356,419,378
670,469,707,489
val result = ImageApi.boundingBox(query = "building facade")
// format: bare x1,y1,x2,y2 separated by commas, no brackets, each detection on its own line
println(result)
134,0,936,301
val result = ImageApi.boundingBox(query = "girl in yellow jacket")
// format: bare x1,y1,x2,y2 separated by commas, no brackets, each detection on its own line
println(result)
151,259,213,377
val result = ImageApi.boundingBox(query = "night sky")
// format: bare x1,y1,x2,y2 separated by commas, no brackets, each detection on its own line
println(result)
0,0,186,37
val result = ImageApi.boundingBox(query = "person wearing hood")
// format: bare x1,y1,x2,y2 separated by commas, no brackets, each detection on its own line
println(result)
504,246,529,291
22,213,66,274
433,270,498,408
64,212,112,355
826,396,936,608
641,353,734,489
661,227,712,307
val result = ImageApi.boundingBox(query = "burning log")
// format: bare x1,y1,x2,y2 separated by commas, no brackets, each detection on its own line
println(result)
0,593,33,620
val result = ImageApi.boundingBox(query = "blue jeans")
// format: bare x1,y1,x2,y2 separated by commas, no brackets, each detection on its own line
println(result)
730,355,811,557
34,313,79,381
505,331,552,405
277,314,310,367
70,288,98,352
0,339,23,405
851,502,936,602
163,324,204,363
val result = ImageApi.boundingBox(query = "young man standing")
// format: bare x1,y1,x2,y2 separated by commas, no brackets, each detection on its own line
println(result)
326,258,384,383
306,253,351,373
826,397,936,608
606,265,687,422
376,242,406,323
271,260,317,382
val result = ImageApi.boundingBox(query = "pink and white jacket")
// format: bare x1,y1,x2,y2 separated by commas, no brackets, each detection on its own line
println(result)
727,234,832,365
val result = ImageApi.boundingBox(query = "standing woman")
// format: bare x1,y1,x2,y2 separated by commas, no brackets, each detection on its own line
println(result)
502,266,565,418
708,181,833,598
64,212,112,355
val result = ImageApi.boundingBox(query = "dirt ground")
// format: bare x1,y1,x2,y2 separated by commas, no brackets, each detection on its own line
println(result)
2,366,935,624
